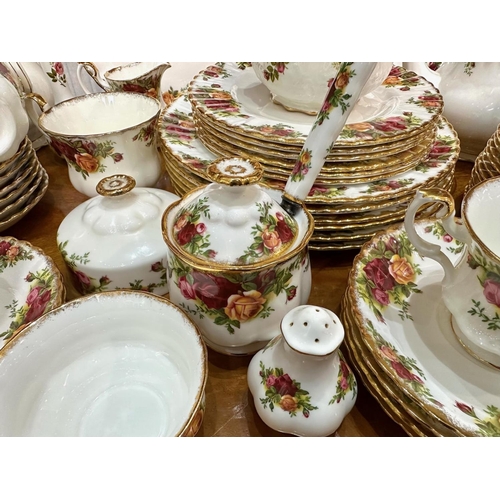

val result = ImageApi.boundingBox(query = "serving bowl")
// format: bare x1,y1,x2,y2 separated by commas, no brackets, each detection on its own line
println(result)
0,290,207,437
0,236,65,349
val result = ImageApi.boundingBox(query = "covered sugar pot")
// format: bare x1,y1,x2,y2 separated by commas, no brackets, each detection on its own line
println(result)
247,305,357,436
57,174,179,295
162,157,314,355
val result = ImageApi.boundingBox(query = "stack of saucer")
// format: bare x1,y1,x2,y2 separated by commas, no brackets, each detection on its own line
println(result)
0,136,49,232
158,63,459,250
341,217,500,436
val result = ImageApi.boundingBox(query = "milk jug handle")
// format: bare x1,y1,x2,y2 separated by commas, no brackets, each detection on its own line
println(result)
77,62,109,94
404,188,469,283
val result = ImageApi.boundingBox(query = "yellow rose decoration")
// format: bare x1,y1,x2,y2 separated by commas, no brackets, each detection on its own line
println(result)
224,290,266,322
388,254,415,285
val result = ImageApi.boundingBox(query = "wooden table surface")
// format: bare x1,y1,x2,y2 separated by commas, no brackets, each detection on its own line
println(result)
5,145,474,437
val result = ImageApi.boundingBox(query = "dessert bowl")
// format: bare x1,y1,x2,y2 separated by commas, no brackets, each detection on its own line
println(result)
0,236,65,349
0,290,207,437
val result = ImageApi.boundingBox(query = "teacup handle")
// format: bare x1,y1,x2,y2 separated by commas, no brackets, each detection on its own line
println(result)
404,188,471,284
77,62,109,94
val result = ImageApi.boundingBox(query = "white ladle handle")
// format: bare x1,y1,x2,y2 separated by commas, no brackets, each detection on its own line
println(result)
403,188,470,285
282,62,377,207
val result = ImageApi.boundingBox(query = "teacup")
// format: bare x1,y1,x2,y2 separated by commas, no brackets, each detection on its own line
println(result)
404,177,500,368
38,92,162,197
252,62,393,115
77,62,170,101
0,75,29,163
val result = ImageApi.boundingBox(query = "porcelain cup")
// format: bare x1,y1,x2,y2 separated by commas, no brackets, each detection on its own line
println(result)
404,177,500,368
0,76,29,163
252,62,393,115
38,92,162,197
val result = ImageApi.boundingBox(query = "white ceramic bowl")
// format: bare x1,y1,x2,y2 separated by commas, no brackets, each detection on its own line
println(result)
0,291,207,436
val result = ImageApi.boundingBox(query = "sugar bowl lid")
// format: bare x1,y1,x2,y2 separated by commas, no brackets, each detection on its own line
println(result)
57,174,179,268
167,157,299,266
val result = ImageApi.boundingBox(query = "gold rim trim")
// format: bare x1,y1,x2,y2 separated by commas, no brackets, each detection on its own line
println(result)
39,92,161,139
162,187,314,273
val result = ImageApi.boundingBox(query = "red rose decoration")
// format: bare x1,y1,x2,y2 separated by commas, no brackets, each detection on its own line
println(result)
73,270,92,290
0,241,12,255
276,218,294,244
483,278,500,307
364,257,395,292
179,275,197,300
372,287,389,305
122,83,146,94
24,287,52,324
390,360,422,383
372,117,407,132
51,139,78,160
176,222,197,246
54,62,64,75
191,272,240,310
267,373,298,396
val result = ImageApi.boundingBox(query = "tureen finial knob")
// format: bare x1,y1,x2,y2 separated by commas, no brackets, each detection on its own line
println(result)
96,174,136,197
206,157,263,186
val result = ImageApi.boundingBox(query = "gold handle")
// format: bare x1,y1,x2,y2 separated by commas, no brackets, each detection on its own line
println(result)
23,92,48,112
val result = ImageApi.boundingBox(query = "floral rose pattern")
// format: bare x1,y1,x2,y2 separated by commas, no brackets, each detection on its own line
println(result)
169,250,306,334
329,351,357,404
366,320,443,407
237,201,297,264
50,137,124,179
128,260,168,293
58,240,111,294
415,135,457,173
290,148,312,183
161,110,198,147
466,245,500,330
356,229,422,322
360,178,414,195
407,91,443,114
260,62,288,82
190,85,250,118
201,62,231,81
258,361,318,417
313,62,356,130
173,196,215,259
132,119,157,147
339,111,424,141
243,123,305,140
46,62,67,87
110,72,162,99
1,267,59,340
0,238,33,270
455,402,500,437
382,66,423,90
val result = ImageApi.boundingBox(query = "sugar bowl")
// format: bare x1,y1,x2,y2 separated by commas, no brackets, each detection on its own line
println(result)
162,157,314,355
57,174,178,296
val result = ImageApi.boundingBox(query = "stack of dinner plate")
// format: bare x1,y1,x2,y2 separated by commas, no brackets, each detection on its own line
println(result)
0,136,49,232
158,62,459,250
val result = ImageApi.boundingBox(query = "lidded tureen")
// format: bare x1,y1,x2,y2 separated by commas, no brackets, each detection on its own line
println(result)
57,174,179,296
247,305,357,436
162,157,314,355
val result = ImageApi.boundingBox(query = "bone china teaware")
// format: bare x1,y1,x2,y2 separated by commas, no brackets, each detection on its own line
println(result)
247,305,357,436
404,177,500,368
38,92,162,197
57,174,179,296
0,291,207,437
77,62,171,100
163,63,378,354
252,62,392,115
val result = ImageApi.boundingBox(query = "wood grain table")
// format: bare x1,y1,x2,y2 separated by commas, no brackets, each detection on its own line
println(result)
5,145,474,437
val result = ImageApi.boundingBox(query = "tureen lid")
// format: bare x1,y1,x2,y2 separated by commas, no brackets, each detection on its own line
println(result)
169,157,299,265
